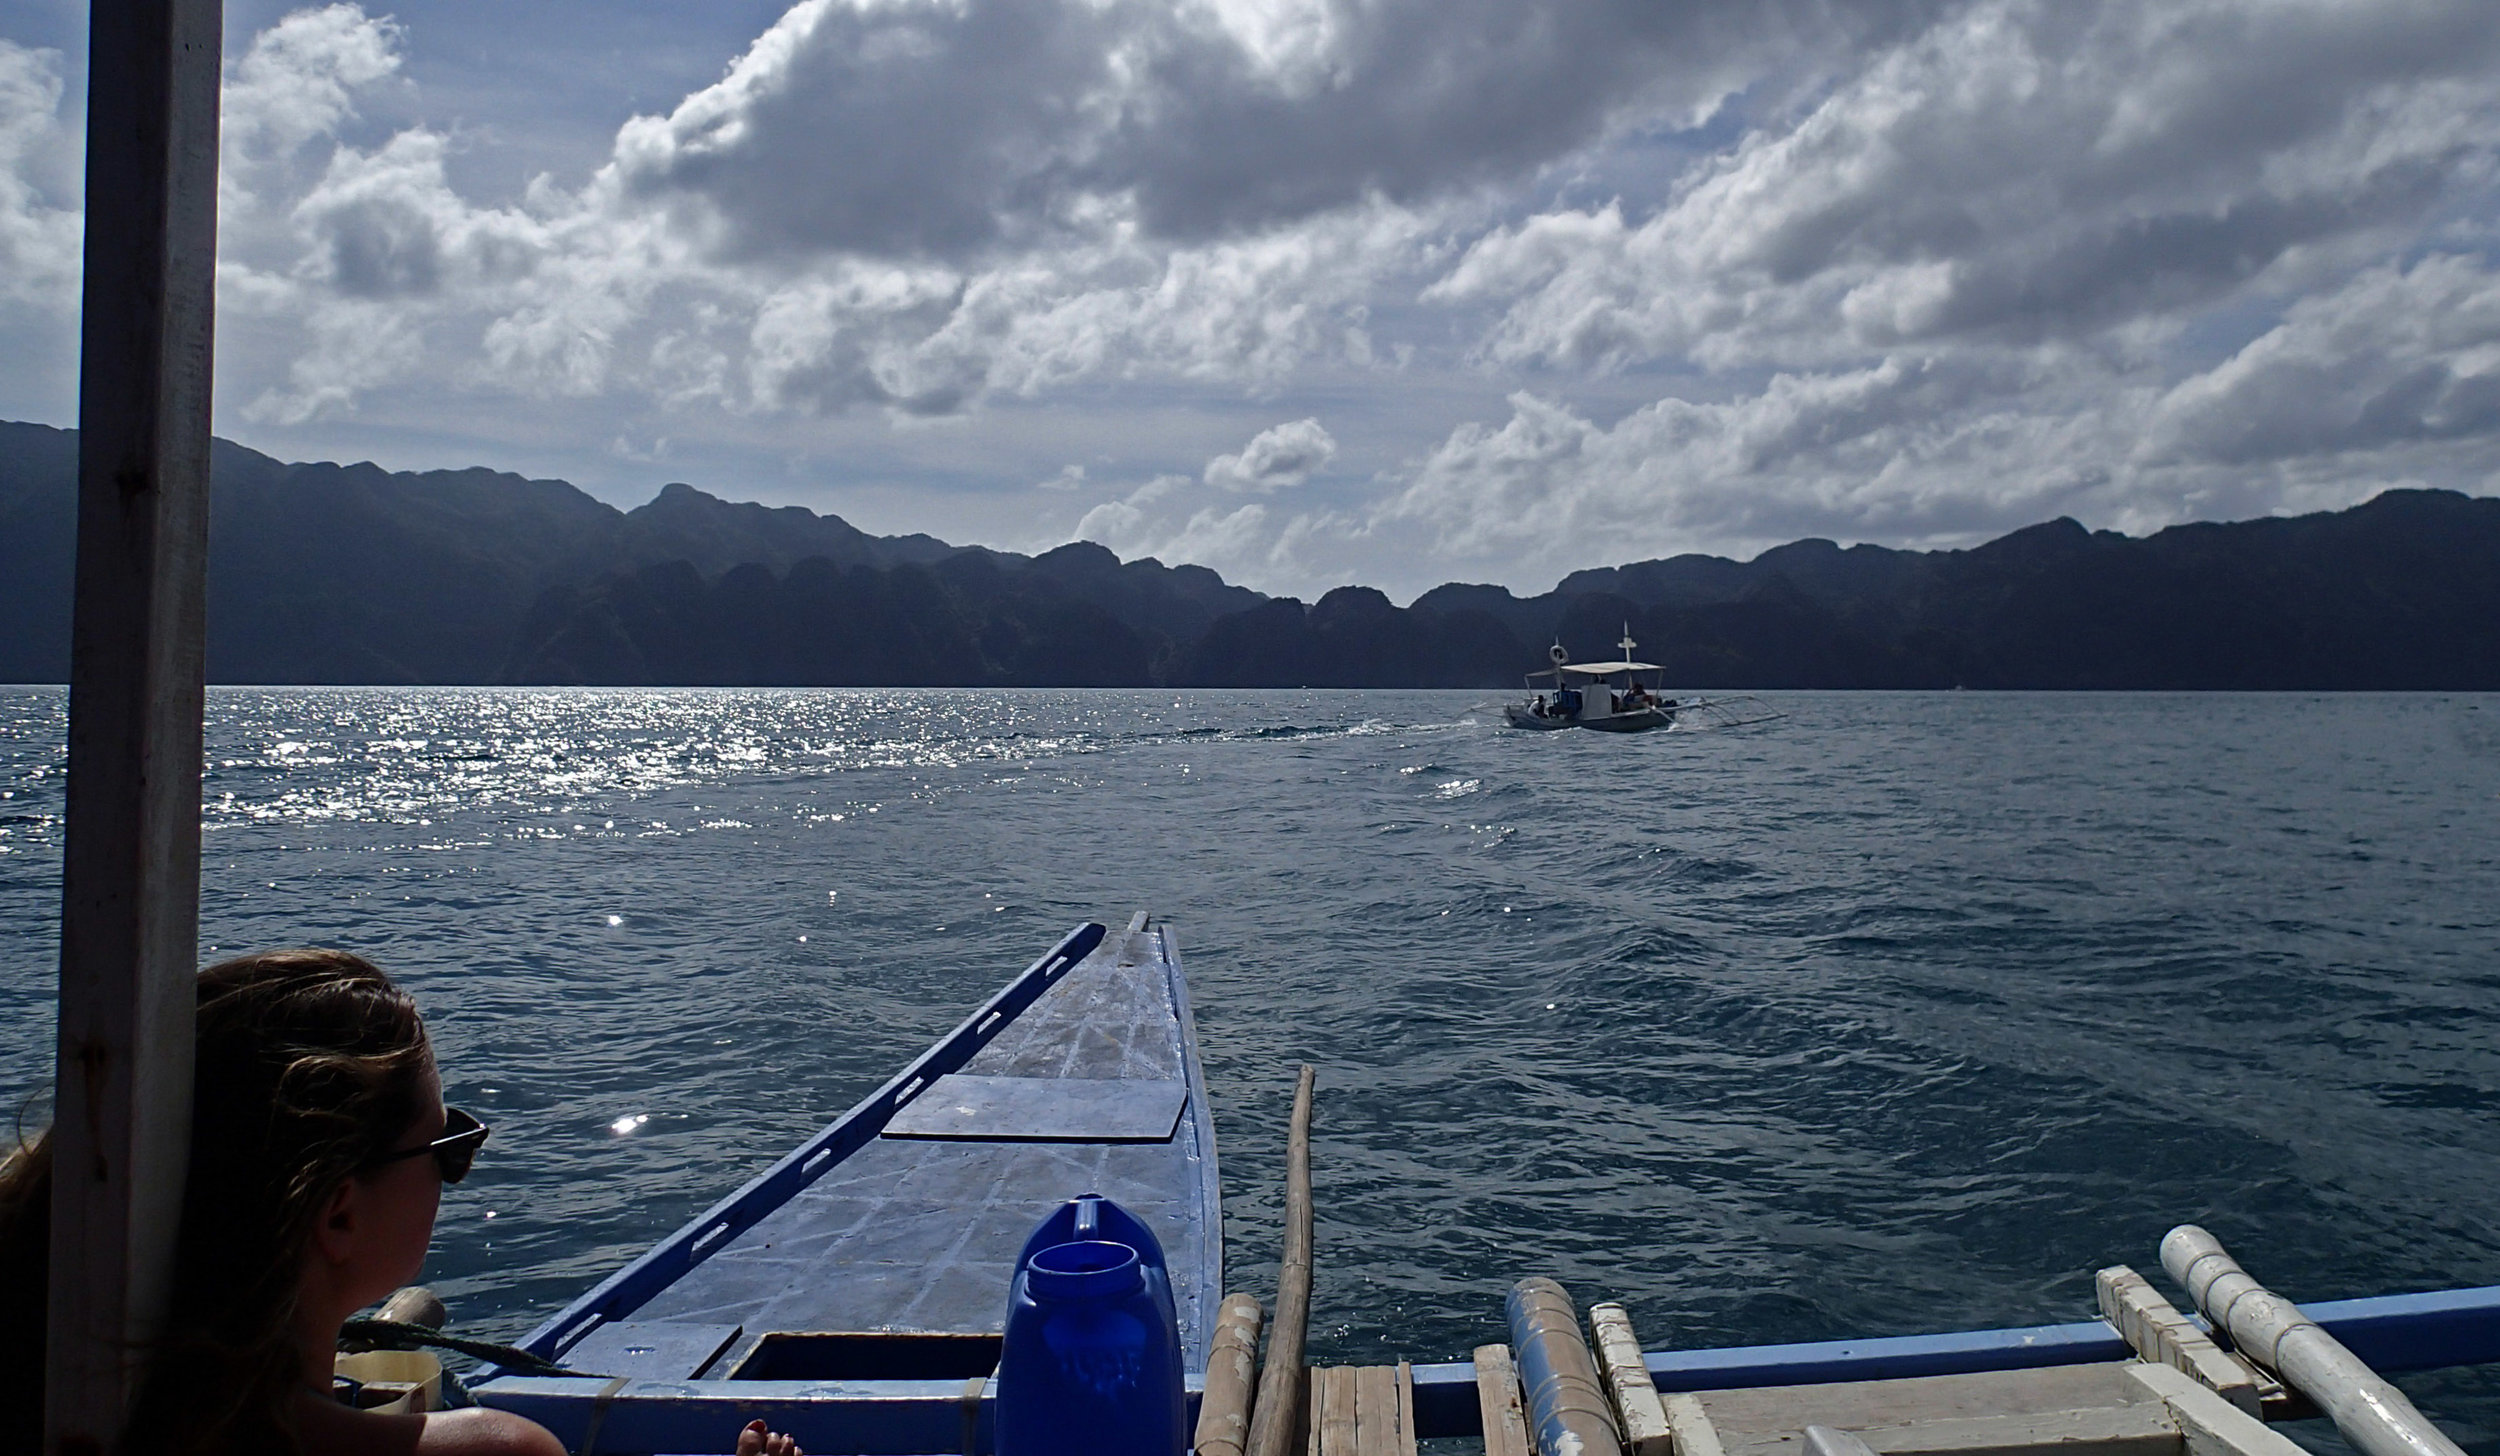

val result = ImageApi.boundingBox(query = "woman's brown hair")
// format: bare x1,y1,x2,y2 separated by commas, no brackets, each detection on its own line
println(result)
0,948,434,1454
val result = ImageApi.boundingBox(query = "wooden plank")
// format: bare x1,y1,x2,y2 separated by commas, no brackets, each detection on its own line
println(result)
48,0,224,1447
1354,1365,1395,1456
2097,1266,2264,1415
1844,1403,2180,1456
1476,1345,1533,1456
1196,1293,1265,1456
2124,1364,2311,1456
1697,1364,2142,1438
1666,1393,1729,1456
1248,1065,1318,1456
1318,1366,1358,1456
1396,1361,1416,1456
1589,1302,1674,1456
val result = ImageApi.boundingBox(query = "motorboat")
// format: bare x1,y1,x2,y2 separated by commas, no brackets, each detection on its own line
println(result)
1505,631,1679,733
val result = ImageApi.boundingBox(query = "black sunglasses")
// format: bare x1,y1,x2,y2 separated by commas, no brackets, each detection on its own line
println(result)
369,1107,489,1184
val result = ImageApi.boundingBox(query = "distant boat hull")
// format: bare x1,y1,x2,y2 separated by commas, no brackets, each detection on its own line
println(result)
1502,702,1674,732
1502,704,1577,730
1577,705,1672,732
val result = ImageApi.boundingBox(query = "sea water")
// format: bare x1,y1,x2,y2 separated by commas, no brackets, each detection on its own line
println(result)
2,688,2495,1448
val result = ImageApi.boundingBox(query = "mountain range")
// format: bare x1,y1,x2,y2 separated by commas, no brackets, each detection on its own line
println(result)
4,419,2495,688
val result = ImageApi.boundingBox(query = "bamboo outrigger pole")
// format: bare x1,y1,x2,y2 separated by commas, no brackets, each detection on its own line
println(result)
46,0,223,1447
1244,1065,1316,1456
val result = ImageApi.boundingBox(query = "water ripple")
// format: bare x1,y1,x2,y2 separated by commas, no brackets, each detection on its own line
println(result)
1,687,2497,1438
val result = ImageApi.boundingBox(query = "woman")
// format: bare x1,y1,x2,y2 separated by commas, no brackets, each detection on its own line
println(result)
0,949,798,1456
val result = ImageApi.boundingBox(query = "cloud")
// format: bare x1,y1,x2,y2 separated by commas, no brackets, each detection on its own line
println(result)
222,4,403,164
604,0,1946,265
1204,417,1334,491
1430,0,2500,371
1377,364,2118,575
0,41,78,307
2144,254,2500,467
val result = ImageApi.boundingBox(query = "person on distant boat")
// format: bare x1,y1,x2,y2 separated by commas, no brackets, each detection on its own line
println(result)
0,949,802,1456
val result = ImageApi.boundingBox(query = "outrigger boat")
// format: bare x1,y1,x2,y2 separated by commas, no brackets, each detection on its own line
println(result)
435,915,2500,1456
1506,632,1680,733
466,915,1222,1453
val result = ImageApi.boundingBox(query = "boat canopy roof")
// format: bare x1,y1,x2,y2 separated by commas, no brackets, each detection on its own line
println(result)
1559,660,1660,674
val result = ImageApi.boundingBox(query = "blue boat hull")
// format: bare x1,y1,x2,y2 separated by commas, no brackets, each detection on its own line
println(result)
471,917,1223,1452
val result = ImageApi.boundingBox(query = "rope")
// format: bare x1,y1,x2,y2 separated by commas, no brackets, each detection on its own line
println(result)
339,1316,591,1377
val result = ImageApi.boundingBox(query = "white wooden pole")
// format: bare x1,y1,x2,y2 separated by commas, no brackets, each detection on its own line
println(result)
46,0,222,1448
2161,1227,2466,1456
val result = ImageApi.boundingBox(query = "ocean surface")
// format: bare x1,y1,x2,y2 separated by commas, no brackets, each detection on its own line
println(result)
3,688,2497,1447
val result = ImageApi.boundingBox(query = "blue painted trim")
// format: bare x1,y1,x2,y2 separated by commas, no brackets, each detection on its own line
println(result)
475,1374,1205,1455
476,1285,2500,1449
2304,1286,2500,1373
502,922,1109,1367
1159,919,1226,1371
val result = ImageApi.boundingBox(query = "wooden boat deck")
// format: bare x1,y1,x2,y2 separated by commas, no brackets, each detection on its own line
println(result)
631,923,1216,1355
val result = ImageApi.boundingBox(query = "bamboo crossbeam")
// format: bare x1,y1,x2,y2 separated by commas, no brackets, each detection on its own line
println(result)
1506,1278,1624,1456
1246,1064,1316,1456
1196,1293,1265,1456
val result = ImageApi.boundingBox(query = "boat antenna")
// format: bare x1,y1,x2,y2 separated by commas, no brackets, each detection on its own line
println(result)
1618,623,1637,659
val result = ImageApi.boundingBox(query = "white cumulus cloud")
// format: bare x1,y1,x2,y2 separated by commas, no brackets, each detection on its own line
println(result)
1205,417,1335,492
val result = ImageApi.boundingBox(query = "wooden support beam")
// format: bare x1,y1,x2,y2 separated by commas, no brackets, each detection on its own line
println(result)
1589,1301,1674,1456
2124,1363,2312,1456
1247,1065,1317,1456
1198,1293,1266,1456
1395,1361,1414,1456
1841,1403,2179,1456
2097,1266,2264,1415
1474,1346,1532,1456
1664,1393,1728,1456
47,0,223,1449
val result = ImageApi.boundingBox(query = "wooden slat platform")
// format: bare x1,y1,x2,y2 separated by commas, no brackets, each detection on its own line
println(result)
1308,1363,1418,1456
1663,1361,2307,1456
630,925,1219,1361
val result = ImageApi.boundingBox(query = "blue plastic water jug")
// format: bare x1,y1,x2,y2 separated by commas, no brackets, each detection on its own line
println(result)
997,1193,1185,1456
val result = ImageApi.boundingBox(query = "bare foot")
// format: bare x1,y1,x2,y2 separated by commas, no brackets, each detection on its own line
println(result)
735,1418,802,1456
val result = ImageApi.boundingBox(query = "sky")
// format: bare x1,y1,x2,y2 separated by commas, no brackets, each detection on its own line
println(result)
3,0,2498,601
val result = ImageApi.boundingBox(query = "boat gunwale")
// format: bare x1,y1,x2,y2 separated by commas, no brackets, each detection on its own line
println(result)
1154,916,1227,1370
493,920,1112,1371
468,1284,2500,1451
